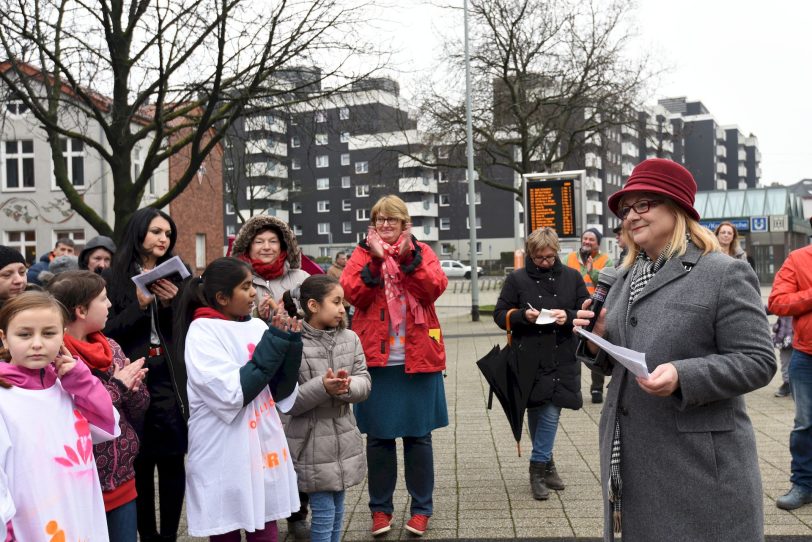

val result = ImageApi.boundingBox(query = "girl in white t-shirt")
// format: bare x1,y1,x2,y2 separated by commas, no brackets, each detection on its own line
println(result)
175,257,303,542
281,275,370,542
0,291,119,541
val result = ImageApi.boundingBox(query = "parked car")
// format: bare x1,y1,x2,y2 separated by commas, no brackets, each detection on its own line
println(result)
440,259,484,279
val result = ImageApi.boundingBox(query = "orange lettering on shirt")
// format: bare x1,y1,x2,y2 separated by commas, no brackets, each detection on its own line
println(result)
265,452,280,469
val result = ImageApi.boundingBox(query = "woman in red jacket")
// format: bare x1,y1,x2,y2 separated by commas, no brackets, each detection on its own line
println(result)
340,195,448,538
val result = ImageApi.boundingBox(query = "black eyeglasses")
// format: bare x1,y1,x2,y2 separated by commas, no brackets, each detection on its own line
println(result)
532,254,557,264
618,199,662,220
374,217,400,226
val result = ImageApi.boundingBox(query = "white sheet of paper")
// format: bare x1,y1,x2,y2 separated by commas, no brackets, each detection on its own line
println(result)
131,255,191,297
535,309,556,325
576,328,650,379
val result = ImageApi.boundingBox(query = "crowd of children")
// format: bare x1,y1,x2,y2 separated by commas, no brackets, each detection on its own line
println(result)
0,253,370,542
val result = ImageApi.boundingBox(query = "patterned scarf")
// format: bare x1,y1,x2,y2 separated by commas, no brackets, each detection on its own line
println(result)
238,251,288,281
368,229,426,329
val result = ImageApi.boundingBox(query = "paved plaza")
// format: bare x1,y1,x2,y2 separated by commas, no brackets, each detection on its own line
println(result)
172,283,811,541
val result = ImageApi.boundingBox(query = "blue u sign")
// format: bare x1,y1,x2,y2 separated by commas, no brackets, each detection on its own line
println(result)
750,216,768,233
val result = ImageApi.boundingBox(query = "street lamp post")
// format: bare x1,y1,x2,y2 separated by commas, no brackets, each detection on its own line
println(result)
464,0,480,322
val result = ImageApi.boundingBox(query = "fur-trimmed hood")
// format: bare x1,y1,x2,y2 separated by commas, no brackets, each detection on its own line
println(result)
231,215,302,269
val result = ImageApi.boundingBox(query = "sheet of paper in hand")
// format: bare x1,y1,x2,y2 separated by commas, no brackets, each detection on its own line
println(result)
535,309,556,325
132,256,190,297
575,328,650,379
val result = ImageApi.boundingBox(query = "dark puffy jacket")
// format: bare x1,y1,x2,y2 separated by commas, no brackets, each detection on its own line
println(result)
340,236,447,373
26,252,51,285
493,256,589,410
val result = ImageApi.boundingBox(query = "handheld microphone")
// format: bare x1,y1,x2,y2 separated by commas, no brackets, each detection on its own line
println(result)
584,267,618,332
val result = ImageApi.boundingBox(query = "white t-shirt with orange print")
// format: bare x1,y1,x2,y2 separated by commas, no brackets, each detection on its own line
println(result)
184,317,299,537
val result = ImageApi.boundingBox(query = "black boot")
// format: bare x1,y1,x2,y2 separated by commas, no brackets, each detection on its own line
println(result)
544,455,565,490
529,461,550,500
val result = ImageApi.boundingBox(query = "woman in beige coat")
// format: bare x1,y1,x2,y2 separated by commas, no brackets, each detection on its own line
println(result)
282,275,371,542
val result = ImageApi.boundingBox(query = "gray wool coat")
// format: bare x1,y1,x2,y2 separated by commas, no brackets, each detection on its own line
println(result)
284,322,371,493
585,244,775,542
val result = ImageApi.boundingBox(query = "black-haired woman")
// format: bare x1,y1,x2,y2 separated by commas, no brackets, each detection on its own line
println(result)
104,207,189,542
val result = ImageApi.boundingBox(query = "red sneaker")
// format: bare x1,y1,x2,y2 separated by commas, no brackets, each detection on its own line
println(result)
371,512,393,536
405,514,429,536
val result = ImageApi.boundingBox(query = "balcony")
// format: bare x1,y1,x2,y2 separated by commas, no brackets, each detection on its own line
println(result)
738,149,746,161
621,124,638,138
246,186,288,201
398,155,435,169
622,162,634,176
245,139,287,157
717,162,727,175
585,200,603,216
399,177,438,194
716,145,726,158
420,225,439,242
621,142,638,158
584,175,603,193
716,127,726,142
239,207,289,222
738,166,747,177
244,115,286,134
245,161,288,178
661,139,674,153
585,153,603,170
406,201,439,217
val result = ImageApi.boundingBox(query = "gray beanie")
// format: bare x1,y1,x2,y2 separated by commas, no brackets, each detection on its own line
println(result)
49,255,80,275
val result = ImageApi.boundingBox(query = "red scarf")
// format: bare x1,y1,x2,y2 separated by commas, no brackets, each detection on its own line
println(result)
193,307,230,321
367,229,426,329
63,332,113,372
238,252,288,281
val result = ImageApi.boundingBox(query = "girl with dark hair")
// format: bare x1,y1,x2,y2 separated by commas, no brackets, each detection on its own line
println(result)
0,291,119,541
281,275,369,542
49,271,150,542
177,257,303,542
103,207,188,542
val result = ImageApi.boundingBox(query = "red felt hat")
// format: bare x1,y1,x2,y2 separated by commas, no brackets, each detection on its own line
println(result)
608,158,700,221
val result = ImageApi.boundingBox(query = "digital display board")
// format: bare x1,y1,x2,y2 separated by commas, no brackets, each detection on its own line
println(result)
525,178,576,238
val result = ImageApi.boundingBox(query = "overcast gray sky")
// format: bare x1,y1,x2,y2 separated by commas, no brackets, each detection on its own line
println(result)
375,0,811,185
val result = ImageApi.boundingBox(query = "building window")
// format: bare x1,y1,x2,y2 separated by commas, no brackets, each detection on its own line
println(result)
343,221,352,234
4,230,36,262
316,177,330,190
2,140,35,191
356,208,369,221
340,131,350,143
292,202,303,214
341,153,350,166
342,199,351,211
226,224,236,237
439,194,450,206
316,155,329,168
54,229,85,252
225,202,235,215
356,185,369,197
291,158,301,170
341,176,351,188
466,216,482,229
339,107,350,120
195,234,206,269
292,224,303,236
315,133,328,145
5,100,28,117
355,161,369,174
315,111,326,123
439,218,450,230
357,232,366,243
441,243,453,256
290,136,300,148
317,223,330,235
438,170,448,183
465,192,482,205
317,200,330,212
290,179,302,192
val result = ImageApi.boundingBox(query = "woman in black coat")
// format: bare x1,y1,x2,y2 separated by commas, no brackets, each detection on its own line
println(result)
493,227,589,501
103,207,188,542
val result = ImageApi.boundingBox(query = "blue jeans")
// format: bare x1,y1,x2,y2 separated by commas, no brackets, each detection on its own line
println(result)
367,435,434,516
790,349,812,490
106,499,137,542
309,491,345,542
527,402,562,463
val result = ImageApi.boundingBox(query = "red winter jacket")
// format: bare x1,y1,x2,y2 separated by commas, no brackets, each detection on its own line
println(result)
341,237,448,373
769,244,812,355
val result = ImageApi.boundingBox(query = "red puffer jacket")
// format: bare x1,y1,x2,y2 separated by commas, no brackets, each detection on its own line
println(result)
768,244,812,355
341,237,448,373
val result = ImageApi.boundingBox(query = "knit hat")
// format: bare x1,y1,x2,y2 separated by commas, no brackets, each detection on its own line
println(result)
0,246,26,270
583,227,603,244
608,158,700,220
49,255,79,275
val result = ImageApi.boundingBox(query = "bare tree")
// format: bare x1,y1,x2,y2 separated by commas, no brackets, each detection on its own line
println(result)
0,0,385,240
413,0,655,197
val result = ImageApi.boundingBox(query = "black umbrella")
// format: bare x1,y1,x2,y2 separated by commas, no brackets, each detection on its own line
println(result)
476,308,527,456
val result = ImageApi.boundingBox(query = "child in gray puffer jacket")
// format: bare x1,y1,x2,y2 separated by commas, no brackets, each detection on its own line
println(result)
282,275,370,542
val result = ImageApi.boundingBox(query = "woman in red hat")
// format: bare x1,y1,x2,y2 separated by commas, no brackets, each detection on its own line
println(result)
574,158,775,542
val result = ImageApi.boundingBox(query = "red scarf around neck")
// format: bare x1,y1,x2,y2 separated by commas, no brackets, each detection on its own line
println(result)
238,251,288,281
193,307,250,322
366,229,426,329
63,332,113,372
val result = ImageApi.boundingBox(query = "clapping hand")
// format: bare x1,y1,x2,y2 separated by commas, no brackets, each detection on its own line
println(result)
258,296,277,320
114,357,148,391
270,307,300,333
367,227,385,259
323,368,350,396
397,224,413,261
